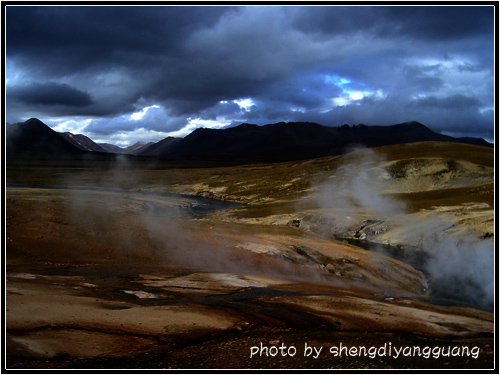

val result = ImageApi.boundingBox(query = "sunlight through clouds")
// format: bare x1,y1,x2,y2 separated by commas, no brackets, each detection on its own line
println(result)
130,105,160,120
167,117,230,138
233,98,255,111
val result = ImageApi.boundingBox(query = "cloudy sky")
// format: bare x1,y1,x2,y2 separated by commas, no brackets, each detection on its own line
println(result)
5,5,495,146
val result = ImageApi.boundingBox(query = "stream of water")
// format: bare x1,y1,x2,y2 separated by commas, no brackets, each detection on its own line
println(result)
339,237,493,312
6,182,242,217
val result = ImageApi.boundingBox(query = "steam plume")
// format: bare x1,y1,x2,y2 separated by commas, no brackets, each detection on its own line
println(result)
313,147,494,311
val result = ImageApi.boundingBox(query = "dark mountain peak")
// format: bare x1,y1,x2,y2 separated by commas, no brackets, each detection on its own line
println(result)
24,117,46,126
271,121,322,128
236,123,259,128
128,141,147,147
227,123,260,133
397,121,432,131
188,127,216,137
16,117,55,134
7,118,84,159
138,136,181,156
192,127,213,133
404,120,425,126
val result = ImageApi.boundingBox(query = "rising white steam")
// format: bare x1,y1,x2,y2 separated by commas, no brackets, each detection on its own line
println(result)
313,147,494,311
314,147,407,229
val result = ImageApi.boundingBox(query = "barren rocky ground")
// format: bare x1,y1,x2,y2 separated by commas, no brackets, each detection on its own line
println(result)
5,142,495,369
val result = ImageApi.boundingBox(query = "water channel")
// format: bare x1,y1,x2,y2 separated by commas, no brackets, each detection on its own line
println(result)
6,182,242,217
339,237,493,312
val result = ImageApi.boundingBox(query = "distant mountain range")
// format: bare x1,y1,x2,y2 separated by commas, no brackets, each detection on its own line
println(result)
98,141,155,155
138,137,181,156
60,131,155,154
97,142,124,154
134,120,492,161
5,118,493,162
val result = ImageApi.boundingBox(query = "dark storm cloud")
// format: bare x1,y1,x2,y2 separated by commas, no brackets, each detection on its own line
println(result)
402,65,445,93
380,6,494,41
7,82,93,107
197,101,243,121
6,6,228,74
5,5,495,144
409,94,480,110
291,6,493,41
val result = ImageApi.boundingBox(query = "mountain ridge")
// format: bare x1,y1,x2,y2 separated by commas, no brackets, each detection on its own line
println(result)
6,118,493,162
6,118,86,158
139,120,492,161
60,132,108,152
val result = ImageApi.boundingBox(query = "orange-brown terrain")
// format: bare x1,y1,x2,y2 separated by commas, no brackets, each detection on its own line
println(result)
5,142,495,369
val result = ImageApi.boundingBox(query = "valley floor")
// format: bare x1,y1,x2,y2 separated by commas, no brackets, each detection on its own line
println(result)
5,142,495,370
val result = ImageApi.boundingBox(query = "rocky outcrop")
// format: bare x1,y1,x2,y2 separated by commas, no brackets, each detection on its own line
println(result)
352,219,388,240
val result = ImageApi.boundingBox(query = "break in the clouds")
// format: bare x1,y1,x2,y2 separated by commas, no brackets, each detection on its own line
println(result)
5,5,495,145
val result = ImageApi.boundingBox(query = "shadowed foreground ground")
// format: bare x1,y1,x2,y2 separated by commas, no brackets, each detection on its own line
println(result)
6,142,495,369
6,185,494,369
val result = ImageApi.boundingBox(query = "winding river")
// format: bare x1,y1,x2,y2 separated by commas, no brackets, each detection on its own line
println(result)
6,182,242,217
